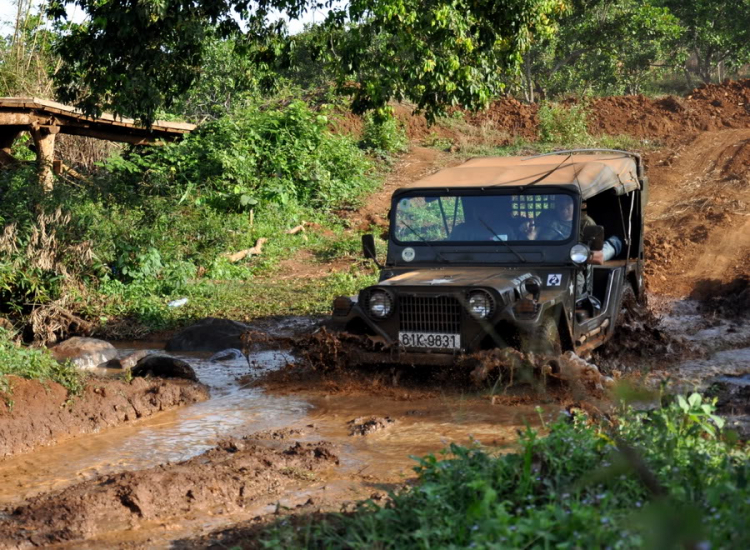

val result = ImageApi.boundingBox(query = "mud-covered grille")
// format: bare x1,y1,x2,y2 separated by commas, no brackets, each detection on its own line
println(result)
399,295,462,334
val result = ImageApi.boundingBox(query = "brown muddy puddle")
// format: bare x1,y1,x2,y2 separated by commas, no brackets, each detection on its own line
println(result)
5,300,746,548
0,342,541,548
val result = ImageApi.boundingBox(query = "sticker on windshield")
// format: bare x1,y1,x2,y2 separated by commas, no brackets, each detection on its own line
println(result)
402,247,416,262
547,274,562,286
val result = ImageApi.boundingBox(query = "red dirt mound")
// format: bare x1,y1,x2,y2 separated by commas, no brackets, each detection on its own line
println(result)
0,438,338,547
590,80,750,139
644,127,750,297
465,97,539,141
0,376,209,458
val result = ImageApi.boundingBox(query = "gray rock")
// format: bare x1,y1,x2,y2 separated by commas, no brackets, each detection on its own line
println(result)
132,355,198,382
97,350,152,370
165,317,251,352
50,337,117,370
120,350,151,369
208,348,245,362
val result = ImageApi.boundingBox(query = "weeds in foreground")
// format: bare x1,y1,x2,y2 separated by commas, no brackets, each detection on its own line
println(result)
0,328,83,397
261,395,748,549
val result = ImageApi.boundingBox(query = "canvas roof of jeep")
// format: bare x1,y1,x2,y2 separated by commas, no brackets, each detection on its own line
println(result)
404,154,640,199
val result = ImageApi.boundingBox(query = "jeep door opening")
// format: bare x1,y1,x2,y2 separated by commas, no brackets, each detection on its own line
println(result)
331,151,647,364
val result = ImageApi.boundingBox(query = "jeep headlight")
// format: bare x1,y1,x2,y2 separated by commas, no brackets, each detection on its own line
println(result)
468,290,494,319
570,244,590,265
368,289,393,319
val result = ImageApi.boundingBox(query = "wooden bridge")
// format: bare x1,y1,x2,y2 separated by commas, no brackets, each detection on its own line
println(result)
0,97,196,190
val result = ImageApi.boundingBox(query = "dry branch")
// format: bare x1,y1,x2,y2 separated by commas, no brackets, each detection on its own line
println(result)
285,221,307,235
224,238,268,263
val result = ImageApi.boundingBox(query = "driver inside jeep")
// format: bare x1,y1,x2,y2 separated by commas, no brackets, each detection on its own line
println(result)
519,196,623,265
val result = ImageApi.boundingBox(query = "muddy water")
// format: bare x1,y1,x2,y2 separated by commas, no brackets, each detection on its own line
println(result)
305,394,535,479
0,341,537,547
0,346,310,506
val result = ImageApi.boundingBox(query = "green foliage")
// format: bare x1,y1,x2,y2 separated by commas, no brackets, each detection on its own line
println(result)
656,0,750,83
0,328,83,396
359,110,408,156
48,1,564,124
168,32,263,120
537,101,591,144
262,395,749,548
107,101,374,212
320,0,564,121
0,95,380,334
0,1,57,97
518,0,683,100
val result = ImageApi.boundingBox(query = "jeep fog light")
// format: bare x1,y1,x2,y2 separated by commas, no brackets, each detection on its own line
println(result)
570,244,590,265
368,290,393,319
468,290,493,319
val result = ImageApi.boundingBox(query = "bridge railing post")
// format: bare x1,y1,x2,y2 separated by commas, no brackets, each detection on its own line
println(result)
29,125,59,192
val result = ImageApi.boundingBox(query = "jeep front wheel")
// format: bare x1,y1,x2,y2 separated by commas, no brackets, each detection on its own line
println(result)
520,316,562,356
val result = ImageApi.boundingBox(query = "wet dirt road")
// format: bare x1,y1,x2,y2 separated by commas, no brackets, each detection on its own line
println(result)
0,289,748,550
0,339,544,549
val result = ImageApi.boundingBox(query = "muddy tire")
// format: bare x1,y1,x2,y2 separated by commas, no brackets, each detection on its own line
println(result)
616,285,640,328
520,316,561,356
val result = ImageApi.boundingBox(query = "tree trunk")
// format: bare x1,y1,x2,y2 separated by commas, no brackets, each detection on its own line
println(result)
683,65,694,90
522,55,535,104
29,126,58,192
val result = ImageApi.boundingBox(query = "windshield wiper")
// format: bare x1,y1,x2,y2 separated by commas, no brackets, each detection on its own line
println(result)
478,217,526,263
399,220,451,263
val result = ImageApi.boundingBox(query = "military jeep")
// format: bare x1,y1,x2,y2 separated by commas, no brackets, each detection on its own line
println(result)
331,150,647,364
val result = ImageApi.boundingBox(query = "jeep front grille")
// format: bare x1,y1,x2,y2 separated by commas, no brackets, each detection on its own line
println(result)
399,295,462,334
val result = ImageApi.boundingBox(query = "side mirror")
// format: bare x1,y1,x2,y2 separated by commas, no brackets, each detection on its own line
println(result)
582,225,604,251
362,234,377,260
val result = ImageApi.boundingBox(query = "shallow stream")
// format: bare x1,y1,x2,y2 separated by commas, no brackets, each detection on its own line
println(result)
0,339,539,547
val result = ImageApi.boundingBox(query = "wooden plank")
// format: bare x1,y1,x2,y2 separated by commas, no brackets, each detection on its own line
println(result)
0,97,195,132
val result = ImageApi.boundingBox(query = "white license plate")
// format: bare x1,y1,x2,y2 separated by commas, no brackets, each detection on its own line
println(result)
399,332,461,350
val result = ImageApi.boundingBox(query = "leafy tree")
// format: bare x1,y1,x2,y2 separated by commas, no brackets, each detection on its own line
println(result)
0,0,58,97
168,32,262,121
518,0,682,101
656,0,750,84
47,0,563,124
317,0,564,121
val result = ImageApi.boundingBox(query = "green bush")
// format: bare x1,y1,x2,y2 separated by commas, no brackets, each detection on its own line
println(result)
359,110,408,155
107,100,375,213
538,101,591,144
0,328,83,397
0,98,383,332
262,394,749,549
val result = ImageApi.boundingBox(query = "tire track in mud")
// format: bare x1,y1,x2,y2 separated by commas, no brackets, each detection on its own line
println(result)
646,128,750,298
0,438,337,549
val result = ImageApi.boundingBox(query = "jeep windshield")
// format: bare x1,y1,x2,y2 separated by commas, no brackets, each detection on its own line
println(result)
393,192,576,243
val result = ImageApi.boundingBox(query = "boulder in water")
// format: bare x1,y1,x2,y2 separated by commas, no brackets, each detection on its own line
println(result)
50,337,117,370
165,317,251,352
208,348,245,362
131,355,198,382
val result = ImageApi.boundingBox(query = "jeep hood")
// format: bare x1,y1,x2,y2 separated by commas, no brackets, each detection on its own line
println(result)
377,268,533,288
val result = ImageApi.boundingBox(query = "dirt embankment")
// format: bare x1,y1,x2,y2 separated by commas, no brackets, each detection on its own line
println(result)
0,376,209,458
355,79,750,146
644,127,750,299
0,435,337,548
